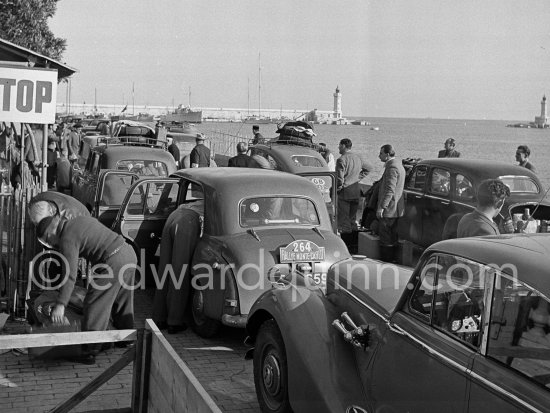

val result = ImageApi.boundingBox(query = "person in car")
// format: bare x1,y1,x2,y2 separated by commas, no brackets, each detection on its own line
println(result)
438,138,461,158
457,179,511,237
228,142,255,167
515,145,536,173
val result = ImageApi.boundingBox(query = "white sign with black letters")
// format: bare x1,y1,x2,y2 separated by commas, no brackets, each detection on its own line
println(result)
0,65,58,123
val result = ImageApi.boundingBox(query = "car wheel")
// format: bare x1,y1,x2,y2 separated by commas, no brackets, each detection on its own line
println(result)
254,320,292,413
190,287,221,338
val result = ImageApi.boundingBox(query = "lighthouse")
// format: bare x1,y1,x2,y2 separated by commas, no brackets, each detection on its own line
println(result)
333,86,342,119
535,95,548,128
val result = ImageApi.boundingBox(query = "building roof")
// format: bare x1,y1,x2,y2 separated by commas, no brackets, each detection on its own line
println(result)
0,37,77,80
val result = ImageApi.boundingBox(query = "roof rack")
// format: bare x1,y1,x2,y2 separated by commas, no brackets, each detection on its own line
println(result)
97,136,167,149
254,137,325,153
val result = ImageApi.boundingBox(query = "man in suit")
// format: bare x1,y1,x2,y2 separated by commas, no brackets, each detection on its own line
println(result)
438,138,461,158
376,144,406,262
228,142,255,167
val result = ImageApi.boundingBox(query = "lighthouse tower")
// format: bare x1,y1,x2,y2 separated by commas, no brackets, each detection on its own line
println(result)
535,95,548,128
333,86,342,119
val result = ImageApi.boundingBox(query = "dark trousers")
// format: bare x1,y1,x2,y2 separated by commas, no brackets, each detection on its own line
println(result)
378,217,399,247
337,197,359,233
83,244,136,354
153,208,201,326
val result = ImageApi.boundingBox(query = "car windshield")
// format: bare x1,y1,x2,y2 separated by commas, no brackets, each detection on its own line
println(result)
498,175,539,193
240,196,320,227
291,155,324,167
116,160,168,176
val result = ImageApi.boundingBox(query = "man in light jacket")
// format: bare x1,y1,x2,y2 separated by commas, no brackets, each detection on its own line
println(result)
376,144,405,262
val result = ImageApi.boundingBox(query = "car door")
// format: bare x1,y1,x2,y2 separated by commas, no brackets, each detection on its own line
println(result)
297,171,338,233
365,253,478,412
399,164,428,245
94,170,140,227
468,272,550,412
113,177,182,279
422,166,452,246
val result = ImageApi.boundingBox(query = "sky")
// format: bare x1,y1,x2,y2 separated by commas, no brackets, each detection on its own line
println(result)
49,0,550,120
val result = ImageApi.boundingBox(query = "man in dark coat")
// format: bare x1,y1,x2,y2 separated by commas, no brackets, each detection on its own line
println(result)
167,137,181,167
251,125,265,145
190,134,210,167
515,145,536,173
228,142,255,167
37,215,136,364
438,138,461,158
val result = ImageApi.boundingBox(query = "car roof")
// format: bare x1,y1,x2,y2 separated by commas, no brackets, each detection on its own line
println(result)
428,234,550,295
252,142,328,172
418,158,540,182
94,144,177,166
171,167,325,199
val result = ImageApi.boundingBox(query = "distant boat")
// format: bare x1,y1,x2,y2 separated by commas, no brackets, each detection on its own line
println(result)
244,116,271,124
162,105,202,124
371,126,380,131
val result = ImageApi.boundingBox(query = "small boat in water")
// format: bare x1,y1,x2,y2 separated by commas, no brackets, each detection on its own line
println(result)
371,126,380,131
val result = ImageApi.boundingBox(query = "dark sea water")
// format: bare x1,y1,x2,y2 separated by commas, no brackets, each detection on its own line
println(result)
201,118,550,190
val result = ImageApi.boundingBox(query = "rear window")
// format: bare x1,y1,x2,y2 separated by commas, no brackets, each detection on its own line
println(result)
498,176,539,193
116,160,168,176
240,196,320,227
291,155,324,167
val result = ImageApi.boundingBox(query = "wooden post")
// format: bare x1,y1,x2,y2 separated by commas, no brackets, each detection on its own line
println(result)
41,123,48,191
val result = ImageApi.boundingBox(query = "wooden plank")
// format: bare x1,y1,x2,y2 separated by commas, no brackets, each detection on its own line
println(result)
0,329,137,350
139,328,152,413
144,319,222,413
131,328,144,412
78,409,131,413
49,346,135,413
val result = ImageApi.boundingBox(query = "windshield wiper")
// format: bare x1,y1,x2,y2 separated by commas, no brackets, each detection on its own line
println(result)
248,228,261,242
312,226,325,239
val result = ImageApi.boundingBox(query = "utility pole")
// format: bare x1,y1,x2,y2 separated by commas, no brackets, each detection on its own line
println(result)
258,53,261,117
188,86,191,107
132,81,135,115
247,77,250,116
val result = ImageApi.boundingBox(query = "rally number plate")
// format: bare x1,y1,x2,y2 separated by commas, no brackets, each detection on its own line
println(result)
279,240,325,263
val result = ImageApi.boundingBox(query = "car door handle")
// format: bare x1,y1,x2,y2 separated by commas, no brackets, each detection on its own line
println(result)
150,233,160,240
440,201,450,206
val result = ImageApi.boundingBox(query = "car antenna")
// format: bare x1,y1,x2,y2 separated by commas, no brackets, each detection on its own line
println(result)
530,185,550,217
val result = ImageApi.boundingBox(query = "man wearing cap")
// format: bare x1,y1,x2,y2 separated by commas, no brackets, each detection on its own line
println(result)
228,142,255,167
36,215,136,364
28,191,90,227
252,125,265,145
190,133,210,168
438,138,461,158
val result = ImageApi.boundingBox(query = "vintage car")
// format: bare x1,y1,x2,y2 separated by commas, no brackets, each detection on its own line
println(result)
70,140,177,227
111,167,347,337
82,118,110,136
399,158,550,248
248,140,329,174
245,234,550,412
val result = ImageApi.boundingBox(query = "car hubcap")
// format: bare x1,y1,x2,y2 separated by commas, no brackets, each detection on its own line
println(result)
263,352,281,400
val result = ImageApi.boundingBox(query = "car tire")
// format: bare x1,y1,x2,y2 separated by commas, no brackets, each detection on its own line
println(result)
254,320,293,413
190,287,221,338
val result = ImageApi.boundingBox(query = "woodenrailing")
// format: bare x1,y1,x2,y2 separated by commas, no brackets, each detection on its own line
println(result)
0,319,222,413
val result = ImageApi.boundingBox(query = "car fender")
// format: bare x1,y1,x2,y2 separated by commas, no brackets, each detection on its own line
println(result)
247,284,367,413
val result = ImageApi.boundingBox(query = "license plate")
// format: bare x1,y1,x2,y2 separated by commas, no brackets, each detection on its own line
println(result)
279,240,325,263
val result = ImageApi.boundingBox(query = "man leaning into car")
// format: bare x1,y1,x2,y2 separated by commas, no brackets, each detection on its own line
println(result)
457,179,511,237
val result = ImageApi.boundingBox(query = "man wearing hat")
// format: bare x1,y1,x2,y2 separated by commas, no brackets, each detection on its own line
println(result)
190,133,210,168
36,214,136,364
438,138,461,158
